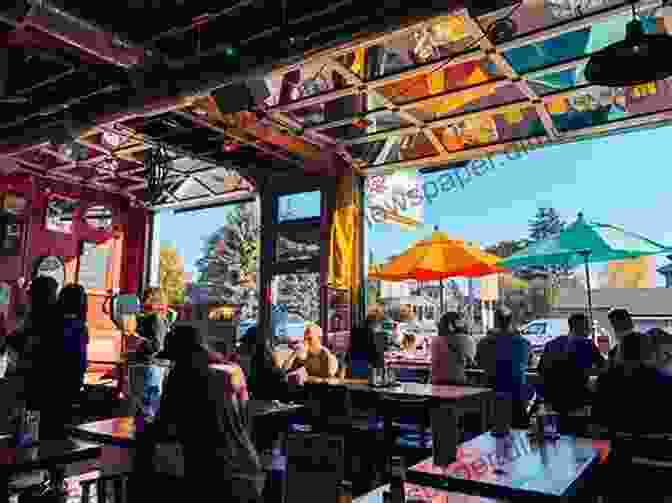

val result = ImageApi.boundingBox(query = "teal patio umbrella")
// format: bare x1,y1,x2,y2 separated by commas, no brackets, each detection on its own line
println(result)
500,213,670,331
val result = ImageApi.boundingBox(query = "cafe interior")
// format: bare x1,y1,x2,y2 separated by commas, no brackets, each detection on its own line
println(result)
2,0,672,501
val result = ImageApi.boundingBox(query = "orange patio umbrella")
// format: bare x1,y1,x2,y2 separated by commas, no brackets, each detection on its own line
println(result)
368,227,508,282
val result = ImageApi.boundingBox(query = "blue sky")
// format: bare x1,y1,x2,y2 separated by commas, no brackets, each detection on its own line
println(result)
158,124,672,286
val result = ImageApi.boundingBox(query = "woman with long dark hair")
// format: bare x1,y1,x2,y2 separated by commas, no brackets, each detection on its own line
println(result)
431,311,476,385
57,284,89,396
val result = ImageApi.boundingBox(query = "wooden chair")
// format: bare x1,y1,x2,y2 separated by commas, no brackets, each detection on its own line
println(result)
285,433,345,503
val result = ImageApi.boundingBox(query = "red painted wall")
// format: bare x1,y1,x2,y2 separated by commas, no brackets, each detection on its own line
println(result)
0,167,148,364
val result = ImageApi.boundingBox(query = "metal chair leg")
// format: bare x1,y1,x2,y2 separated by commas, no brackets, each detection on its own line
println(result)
96,479,106,503
81,481,92,503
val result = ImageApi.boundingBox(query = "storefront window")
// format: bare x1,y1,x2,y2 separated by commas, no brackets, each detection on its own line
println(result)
275,226,320,262
277,191,321,222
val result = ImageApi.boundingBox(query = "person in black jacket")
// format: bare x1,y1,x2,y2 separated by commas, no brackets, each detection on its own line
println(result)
158,325,264,503
245,326,289,400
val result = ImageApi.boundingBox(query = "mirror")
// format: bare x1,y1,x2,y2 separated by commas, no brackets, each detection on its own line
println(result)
84,205,113,232
45,196,79,234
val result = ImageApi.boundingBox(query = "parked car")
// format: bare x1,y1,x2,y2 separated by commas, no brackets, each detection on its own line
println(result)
238,312,306,347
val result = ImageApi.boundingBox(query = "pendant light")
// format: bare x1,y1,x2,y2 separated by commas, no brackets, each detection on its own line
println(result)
585,0,672,86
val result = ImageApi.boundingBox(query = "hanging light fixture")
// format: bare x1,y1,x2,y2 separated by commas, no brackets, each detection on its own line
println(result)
585,0,672,86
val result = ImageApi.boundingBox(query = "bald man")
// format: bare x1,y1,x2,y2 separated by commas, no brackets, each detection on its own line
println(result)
283,325,339,379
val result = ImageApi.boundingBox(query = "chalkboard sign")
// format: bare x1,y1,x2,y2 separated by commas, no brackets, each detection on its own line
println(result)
78,241,111,291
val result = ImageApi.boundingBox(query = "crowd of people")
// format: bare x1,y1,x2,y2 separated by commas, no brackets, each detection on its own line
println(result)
3,278,672,502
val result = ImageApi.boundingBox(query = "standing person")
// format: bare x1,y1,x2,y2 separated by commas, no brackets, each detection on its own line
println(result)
538,313,605,433
282,324,339,379
607,308,637,365
431,311,476,385
476,306,531,428
158,325,264,503
33,284,89,439
126,287,169,416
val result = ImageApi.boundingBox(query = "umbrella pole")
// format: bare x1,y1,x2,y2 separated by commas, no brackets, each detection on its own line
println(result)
583,254,595,338
440,280,444,316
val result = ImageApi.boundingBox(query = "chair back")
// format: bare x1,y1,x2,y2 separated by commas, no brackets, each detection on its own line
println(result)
0,376,25,434
285,433,345,503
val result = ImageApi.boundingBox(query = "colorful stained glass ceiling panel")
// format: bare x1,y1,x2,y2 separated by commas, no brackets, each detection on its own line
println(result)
319,111,412,140
347,133,438,166
375,58,503,106
547,80,672,132
336,14,479,80
432,105,545,152
476,0,625,40
405,83,527,123
289,93,387,127
503,6,664,75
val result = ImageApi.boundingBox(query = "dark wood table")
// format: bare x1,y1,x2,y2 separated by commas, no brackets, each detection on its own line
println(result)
0,438,102,503
354,483,505,503
407,429,610,500
69,400,305,446
306,378,494,431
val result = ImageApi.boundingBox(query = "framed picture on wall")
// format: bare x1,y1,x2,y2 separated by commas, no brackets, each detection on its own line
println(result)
0,212,22,256
45,195,79,234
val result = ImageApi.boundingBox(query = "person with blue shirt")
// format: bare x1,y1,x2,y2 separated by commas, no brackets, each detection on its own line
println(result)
476,306,531,428
538,313,605,433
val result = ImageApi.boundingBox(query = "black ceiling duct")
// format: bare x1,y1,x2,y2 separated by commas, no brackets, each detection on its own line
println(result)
585,1,672,87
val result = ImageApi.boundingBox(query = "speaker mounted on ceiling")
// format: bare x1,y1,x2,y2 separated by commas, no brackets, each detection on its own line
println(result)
211,80,270,115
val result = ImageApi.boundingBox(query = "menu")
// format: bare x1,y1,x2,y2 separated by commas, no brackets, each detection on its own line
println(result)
78,241,111,291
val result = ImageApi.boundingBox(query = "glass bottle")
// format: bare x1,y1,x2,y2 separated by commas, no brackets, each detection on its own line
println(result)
389,456,406,503
337,480,353,503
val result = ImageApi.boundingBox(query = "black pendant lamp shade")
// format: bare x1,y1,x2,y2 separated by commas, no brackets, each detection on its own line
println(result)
586,5,672,87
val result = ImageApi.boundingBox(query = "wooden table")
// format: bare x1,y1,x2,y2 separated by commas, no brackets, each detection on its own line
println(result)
355,483,505,503
70,400,305,446
306,378,494,430
0,438,102,503
407,429,610,500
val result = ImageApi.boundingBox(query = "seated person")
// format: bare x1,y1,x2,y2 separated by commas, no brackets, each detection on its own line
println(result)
539,313,605,417
283,324,338,379
158,325,263,503
476,306,531,428
339,311,387,379
593,332,672,435
244,327,289,400
432,311,475,385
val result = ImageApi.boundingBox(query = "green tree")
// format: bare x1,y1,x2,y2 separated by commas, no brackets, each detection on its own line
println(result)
529,207,565,242
159,244,186,305
194,203,260,319
484,239,528,258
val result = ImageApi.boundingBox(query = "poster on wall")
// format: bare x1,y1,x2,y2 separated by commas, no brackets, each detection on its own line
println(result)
327,287,350,353
365,170,423,229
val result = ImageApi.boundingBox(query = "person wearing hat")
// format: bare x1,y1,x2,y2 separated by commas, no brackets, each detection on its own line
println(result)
476,305,532,428
158,325,264,502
